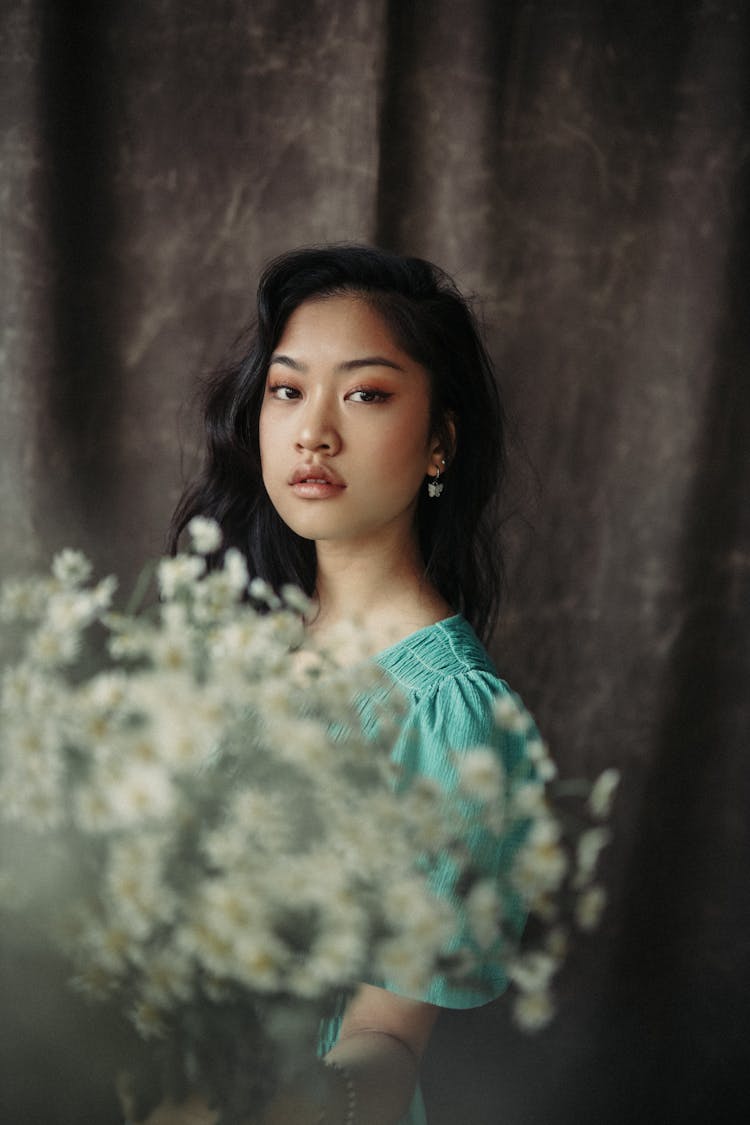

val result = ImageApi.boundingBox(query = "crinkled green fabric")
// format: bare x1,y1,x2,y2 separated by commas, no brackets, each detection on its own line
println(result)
319,615,536,1124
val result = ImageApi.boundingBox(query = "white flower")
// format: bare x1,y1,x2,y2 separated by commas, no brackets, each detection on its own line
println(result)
192,571,243,621
383,879,454,950
375,934,431,996
513,817,569,897
45,591,93,635
455,747,504,802
104,760,179,827
248,577,280,606
303,924,366,990
29,624,81,666
588,768,621,819
526,737,557,781
85,671,129,714
575,885,607,931
139,947,194,1005
268,718,334,772
545,926,570,959
130,999,168,1039
205,788,291,861
74,783,115,832
209,618,265,673
187,516,223,555
223,547,249,593
512,987,555,1031
90,574,118,612
157,555,205,600
1,664,46,714
230,929,288,992
0,578,49,621
493,692,533,734
466,879,502,949
153,604,194,671
77,918,132,977
281,584,313,615
574,827,612,888
103,836,177,941
508,950,559,993
512,782,547,816
52,548,93,588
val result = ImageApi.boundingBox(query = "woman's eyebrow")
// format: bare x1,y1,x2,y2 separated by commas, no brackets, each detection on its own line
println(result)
269,353,405,373
269,354,305,371
336,357,405,373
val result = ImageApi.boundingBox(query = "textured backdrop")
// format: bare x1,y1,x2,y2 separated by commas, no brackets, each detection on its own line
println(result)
2,1,749,1122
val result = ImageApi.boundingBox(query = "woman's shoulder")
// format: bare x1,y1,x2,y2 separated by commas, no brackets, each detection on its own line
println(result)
372,615,536,787
376,614,503,698
376,615,524,747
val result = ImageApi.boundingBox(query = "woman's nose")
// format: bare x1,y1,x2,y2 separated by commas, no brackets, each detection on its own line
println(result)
295,396,341,454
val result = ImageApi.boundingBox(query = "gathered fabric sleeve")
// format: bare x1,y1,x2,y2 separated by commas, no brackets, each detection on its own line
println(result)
373,667,538,1010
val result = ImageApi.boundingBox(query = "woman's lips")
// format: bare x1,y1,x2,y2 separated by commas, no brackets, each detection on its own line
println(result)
291,480,346,499
289,464,346,499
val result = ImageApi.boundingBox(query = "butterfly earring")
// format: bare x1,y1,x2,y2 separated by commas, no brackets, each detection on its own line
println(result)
427,460,446,498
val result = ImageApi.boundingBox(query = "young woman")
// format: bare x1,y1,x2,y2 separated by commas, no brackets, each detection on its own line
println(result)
151,245,536,1125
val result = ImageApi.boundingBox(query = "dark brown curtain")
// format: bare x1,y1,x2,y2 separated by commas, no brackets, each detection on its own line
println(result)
2,1,749,1122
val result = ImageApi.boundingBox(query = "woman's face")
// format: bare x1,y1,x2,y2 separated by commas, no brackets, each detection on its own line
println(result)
259,293,439,551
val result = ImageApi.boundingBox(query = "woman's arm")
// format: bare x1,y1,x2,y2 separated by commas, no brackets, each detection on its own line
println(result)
260,984,440,1125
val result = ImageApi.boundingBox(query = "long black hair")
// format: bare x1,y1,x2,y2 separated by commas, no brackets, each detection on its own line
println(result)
169,245,507,640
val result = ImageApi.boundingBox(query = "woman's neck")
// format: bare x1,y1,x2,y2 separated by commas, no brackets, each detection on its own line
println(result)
308,531,453,654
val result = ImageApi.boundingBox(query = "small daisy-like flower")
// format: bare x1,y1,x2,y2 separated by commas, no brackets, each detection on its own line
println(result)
85,671,129,714
52,548,93,588
376,934,431,996
455,747,505,802
466,879,502,949
574,827,612,888
231,930,287,992
130,998,168,1040
281,584,313,615
575,884,607,931
545,926,569,959
512,781,547,816
0,578,48,621
493,692,533,734
223,548,249,594
45,590,97,636
512,987,555,1032
29,624,81,667
509,950,559,993
157,554,205,600
90,574,118,612
588,767,621,819
249,576,279,606
187,515,223,555
526,737,557,781
106,760,178,826
513,817,569,896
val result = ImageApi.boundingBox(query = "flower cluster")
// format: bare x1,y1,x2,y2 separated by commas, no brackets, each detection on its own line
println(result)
0,521,618,1117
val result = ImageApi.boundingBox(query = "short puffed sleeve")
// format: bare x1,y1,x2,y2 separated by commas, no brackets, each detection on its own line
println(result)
380,667,537,1008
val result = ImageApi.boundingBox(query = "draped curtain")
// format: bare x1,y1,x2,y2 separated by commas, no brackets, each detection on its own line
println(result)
2,1,749,1121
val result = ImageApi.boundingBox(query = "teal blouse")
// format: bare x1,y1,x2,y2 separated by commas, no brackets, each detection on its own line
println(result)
319,615,536,1124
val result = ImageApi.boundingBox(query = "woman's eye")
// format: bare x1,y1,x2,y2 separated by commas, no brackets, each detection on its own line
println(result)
347,389,391,404
268,384,300,401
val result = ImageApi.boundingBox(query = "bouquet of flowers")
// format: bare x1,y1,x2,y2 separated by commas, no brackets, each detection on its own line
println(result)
0,519,618,1122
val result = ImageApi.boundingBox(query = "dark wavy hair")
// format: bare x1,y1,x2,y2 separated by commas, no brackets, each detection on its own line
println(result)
169,245,507,640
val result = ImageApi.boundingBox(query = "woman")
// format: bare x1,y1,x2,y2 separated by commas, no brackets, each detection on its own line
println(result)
150,245,535,1124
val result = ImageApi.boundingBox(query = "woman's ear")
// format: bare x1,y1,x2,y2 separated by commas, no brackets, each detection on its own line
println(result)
429,413,456,472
